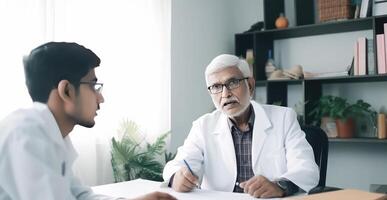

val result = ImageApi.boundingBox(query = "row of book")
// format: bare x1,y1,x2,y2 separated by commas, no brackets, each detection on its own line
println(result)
376,23,387,74
353,23,387,76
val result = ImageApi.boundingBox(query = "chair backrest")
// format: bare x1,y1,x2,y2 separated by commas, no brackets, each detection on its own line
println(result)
301,125,328,187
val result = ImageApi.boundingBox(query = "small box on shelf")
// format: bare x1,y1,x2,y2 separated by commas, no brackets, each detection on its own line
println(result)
318,0,354,22
377,113,386,139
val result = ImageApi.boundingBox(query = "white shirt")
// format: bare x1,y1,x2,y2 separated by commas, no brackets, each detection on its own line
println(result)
0,102,117,200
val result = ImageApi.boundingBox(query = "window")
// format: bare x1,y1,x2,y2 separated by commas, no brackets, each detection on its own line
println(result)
0,0,171,185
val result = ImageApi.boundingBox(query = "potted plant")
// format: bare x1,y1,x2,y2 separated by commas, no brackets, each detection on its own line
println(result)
331,98,377,138
329,96,354,138
309,96,376,138
309,95,335,122
111,119,176,182
309,96,338,138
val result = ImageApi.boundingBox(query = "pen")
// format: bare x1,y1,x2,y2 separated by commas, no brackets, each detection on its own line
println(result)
183,159,201,189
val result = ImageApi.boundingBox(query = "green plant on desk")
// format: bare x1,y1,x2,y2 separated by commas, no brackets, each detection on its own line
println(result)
111,120,175,182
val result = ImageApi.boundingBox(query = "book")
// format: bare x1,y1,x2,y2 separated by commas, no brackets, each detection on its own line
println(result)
367,38,376,75
349,57,355,76
377,34,386,74
303,64,352,78
358,37,367,75
385,23,387,67
360,0,372,18
354,40,359,75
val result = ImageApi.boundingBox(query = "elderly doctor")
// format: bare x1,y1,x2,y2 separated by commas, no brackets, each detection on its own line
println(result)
163,54,319,198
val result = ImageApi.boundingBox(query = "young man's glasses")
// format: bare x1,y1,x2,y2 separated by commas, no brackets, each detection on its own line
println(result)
207,77,248,94
79,81,104,94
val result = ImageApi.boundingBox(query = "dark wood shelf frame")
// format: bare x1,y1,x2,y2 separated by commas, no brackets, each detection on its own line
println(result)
329,138,387,143
254,75,387,86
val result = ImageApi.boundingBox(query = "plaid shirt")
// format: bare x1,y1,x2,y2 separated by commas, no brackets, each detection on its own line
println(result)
227,105,299,196
228,105,255,193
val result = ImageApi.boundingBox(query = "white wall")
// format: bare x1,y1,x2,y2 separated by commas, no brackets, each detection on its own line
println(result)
170,0,262,151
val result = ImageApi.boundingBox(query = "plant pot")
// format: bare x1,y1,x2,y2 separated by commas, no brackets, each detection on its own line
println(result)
336,118,355,138
320,117,338,138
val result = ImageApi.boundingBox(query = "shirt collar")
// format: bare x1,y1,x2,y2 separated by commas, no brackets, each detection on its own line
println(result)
33,102,78,164
227,104,255,132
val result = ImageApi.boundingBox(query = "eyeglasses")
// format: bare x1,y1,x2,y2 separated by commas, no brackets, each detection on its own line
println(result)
79,81,104,94
207,77,248,94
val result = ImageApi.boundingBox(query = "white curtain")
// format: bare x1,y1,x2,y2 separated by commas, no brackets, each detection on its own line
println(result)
0,0,171,186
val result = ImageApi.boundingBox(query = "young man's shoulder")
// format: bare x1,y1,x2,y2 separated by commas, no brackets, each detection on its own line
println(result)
0,107,47,145
1,106,45,126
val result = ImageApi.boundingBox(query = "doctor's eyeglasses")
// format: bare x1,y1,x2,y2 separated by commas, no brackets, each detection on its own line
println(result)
79,81,104,94
207,77,248,94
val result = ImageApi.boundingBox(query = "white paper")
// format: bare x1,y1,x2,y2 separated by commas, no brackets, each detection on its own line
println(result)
92,179,281,200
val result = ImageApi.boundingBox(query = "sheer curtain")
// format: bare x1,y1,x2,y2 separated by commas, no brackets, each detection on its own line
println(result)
0,0,171,186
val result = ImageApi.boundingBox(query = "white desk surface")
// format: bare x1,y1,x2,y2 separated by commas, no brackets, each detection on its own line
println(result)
92,179,281,200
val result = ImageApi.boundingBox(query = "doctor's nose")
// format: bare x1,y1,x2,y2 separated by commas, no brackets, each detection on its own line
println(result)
221,85,232,98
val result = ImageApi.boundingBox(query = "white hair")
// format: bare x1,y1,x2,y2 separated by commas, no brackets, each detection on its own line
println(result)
205,54,252,86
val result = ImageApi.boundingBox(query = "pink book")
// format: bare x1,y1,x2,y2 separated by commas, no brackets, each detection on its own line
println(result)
377,34,386,74
357,37,367,75
385,23,387,67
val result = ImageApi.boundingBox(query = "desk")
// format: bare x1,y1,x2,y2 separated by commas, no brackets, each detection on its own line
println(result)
92,179,281,200
92,180,387,200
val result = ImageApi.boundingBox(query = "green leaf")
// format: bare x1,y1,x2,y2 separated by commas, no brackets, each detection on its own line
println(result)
111,120,172,182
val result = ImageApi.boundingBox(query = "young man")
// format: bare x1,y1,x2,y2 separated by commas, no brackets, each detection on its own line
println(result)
0,42,175,200
163,54,319,198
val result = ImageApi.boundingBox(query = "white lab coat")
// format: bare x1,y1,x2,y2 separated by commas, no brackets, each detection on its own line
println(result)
163,100,319,193
0,102,117,200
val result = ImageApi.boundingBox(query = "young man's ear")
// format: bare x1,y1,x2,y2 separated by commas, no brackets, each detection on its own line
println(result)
57,80,75,101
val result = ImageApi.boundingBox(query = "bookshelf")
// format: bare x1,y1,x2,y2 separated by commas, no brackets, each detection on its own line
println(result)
235,1,387,140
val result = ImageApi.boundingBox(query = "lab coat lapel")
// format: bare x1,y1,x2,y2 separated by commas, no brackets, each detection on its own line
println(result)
35,102,78,164
251,101,272,170
213,113,237,177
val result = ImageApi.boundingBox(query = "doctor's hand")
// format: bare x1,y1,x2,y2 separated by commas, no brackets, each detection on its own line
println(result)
240,175,285,198
132,191,177,200
171,167,199,192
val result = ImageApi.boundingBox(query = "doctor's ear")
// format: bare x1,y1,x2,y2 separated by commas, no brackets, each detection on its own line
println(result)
247,78,255,91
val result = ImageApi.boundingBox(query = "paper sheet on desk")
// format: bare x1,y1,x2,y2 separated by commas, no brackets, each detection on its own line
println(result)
92,179,281,200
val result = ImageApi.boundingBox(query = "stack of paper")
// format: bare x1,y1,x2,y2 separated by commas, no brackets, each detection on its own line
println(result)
92,179,272,200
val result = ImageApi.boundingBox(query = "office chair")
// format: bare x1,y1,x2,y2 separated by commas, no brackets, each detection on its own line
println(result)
302,125,328,187
302,125,341,194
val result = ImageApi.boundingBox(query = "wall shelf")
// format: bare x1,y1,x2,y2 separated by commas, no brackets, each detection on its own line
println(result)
255,75,387,87
329,138,387,144
305,74,387,84
237,17,374,40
